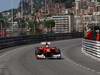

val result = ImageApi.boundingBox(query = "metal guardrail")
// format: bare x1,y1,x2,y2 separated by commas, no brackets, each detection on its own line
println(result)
0,32,83,49
82,39,100,58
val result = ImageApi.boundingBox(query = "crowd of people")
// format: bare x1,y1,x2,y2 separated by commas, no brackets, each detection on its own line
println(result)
84,26,100,41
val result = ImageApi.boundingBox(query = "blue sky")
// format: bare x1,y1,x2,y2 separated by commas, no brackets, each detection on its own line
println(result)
0,0,20,12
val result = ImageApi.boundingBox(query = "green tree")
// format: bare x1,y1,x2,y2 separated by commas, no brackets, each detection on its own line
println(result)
18,18,27,35
44,20,55,32
0,14,8,27
97,0,100,2
20,19,26,28
28,20,38,35
0,13,8,37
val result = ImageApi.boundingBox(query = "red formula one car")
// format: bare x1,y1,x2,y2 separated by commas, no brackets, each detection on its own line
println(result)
35,42,61,59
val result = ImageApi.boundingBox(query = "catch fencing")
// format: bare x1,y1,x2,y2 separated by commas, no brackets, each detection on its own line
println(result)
0,32,83,49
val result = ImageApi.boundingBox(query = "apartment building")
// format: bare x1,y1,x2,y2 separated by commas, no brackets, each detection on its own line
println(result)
52,15,74,33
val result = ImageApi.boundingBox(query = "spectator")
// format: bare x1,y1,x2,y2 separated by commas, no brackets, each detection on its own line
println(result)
86,28,93,40
96,30,100,41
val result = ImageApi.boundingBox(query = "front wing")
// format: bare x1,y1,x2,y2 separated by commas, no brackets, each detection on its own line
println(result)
36,54,61,59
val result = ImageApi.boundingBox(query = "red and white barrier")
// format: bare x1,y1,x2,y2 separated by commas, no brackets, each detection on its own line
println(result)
82,39,100,58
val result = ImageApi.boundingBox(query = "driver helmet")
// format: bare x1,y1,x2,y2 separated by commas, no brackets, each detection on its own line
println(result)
46,45,49,47
45,42,49,47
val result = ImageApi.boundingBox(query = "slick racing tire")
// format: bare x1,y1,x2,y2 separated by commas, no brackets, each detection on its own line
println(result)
56,49,61,54
35,49,42,55
56,49,62,59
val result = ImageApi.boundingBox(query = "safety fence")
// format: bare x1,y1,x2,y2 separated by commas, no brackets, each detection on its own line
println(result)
0,32,83,49
82,39,100,58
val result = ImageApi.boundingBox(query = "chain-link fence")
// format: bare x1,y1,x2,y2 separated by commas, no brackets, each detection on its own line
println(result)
0,32,83,50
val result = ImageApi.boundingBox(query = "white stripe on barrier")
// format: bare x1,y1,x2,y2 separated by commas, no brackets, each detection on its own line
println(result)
82,39,100,58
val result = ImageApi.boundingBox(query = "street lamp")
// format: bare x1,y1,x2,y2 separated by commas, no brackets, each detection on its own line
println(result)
31,0,33,14
11,0,14,33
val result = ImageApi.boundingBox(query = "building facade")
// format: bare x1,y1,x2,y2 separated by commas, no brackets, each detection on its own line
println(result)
52,15,74,33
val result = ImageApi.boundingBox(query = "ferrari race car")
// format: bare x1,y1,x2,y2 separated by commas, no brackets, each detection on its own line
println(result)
35,42,61,59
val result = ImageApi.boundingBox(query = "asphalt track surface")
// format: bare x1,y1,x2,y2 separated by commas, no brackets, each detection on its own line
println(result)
0,38,100,75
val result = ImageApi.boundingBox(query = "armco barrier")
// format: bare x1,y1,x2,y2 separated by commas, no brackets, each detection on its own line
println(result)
82,39,100,58
0,32,83,49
